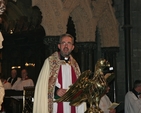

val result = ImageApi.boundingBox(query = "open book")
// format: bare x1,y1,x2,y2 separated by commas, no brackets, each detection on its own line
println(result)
108,102,119,110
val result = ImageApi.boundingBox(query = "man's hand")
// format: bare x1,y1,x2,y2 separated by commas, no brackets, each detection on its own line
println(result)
109,109,116,113
57,88,67,97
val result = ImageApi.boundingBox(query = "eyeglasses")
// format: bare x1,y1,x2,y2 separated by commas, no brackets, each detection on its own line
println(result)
60,42,73,46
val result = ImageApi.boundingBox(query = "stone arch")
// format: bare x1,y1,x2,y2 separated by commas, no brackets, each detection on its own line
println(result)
70,0,97,42
32,0,80,35
91,0,119,47
32,0,119,47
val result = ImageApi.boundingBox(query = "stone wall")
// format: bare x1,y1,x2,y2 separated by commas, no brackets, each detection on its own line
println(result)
130,0,141,83
113,0,141,112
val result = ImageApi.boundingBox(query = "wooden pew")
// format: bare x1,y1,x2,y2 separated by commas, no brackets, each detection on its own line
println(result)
4,90,23,113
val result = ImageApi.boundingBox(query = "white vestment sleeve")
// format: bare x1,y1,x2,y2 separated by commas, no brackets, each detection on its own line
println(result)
0,32,3,49
0,80,4,110
99,95,112,113
11,77,21,90
125,91,141,113
33,59,50,113
29,79,34,86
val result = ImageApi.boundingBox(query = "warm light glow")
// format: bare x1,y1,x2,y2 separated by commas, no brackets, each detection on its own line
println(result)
11,66,21,69
10,30,13,34
25,62,35,67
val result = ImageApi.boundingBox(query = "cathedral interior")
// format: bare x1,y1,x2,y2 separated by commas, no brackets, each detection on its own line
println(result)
0,0,140,112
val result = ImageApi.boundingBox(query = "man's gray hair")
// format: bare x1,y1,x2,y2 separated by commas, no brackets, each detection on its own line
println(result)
133,80,141,88
59,33,74,44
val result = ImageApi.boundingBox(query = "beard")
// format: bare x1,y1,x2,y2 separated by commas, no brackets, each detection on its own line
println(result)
60,47,72,57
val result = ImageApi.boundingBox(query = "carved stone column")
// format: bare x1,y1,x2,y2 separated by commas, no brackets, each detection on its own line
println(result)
123,0,132,92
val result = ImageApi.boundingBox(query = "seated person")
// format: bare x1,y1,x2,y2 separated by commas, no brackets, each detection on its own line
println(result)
7,69,21,89
99,86,116,113
1,76,11,90
125,80,141,113
15,69,34,90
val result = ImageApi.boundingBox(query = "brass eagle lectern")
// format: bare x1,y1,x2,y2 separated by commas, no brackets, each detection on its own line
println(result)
55,59,114,113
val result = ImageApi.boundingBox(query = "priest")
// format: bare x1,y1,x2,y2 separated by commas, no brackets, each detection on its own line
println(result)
125,80,141,113
33,33,86,113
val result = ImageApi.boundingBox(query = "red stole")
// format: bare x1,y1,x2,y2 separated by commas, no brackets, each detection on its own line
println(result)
57,66,77,113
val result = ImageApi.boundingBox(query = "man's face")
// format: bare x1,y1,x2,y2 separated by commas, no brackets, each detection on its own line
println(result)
21,69,28,79
58,36,74,57
11,70,17,78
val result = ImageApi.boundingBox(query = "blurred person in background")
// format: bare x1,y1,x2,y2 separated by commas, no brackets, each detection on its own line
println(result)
125,80,141,113
7,69,21,89
99,86,116,113
15,68,34,90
